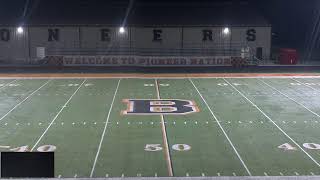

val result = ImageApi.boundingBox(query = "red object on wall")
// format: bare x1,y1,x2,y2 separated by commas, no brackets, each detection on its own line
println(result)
279,48,298,65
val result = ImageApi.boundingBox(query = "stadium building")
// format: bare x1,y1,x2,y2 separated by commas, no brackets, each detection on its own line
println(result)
0,1,271,66
2,1,320,179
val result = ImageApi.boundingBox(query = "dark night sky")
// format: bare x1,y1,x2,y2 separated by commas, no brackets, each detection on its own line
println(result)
253,0,317,48
0,0,318,48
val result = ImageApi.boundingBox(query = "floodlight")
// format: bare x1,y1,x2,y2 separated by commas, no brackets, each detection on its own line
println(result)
17,27,24,34
119,27,125,34
223,27,230,35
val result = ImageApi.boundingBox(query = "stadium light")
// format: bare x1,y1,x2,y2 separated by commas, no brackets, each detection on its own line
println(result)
17,26,24,34
223,27,230,35
119,27,125,34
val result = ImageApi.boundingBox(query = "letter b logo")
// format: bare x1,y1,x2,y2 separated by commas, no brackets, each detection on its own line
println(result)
122,99,199,115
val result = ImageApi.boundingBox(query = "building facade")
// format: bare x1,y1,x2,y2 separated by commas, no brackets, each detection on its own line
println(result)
0,1,271,66
0,25,271,64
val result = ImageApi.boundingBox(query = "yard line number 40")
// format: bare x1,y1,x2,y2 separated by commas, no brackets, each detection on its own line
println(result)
278,143,320,151
8,145,56,152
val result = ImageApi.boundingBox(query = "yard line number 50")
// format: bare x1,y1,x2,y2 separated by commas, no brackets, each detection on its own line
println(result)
145,144,191,152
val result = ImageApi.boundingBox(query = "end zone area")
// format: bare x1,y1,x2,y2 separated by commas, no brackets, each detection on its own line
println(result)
1,73,320,178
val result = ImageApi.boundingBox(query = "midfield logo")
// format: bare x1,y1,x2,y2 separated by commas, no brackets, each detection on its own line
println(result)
122,99,199,115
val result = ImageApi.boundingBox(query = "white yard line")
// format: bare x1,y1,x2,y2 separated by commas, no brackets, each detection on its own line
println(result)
31,79,87,151
0,79,52,122
223,78,320,168
189,78,252,176
90,79,121,177
0,79,18,91
155,79,174,177
259,79,320,118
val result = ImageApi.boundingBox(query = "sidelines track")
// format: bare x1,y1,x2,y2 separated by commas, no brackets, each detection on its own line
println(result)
0,73,319,79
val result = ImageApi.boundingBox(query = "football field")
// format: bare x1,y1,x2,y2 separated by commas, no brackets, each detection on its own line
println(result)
1,76,320,178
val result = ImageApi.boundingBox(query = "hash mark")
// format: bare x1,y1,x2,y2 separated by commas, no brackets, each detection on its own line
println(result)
264,172,268,176
201,173,205,177
217,173,221,176
279,172,283,176
137,173,141,177
74,174,77,178
186,173,189,177
144,84,154,87
121,173,124,177
155,173,157,177
58,175,61,178
311,172,315,176
233,172,236,176
294,172,299,176
105,174,109,177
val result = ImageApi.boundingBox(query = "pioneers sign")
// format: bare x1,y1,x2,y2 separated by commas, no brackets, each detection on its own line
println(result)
62,55,235,66
0,28,257,42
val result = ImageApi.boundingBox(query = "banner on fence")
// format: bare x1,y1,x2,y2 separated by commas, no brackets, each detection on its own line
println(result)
62,56,237,66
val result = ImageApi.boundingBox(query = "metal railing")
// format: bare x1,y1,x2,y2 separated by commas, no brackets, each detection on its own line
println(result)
41,42,259,66
47,47,241,57
42,41,250,56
